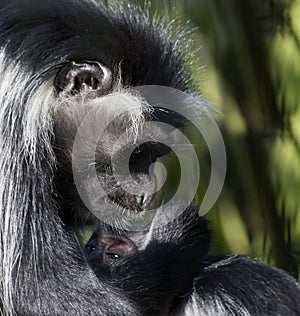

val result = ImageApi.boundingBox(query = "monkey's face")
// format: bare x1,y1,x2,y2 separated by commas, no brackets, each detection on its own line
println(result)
53,59,173,220
86,228,137,267
0,1,190,224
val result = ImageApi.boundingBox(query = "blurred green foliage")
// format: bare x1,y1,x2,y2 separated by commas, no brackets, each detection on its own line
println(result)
99,0,300,280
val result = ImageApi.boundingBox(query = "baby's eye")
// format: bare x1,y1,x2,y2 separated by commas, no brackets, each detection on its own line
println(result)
105,252,121,262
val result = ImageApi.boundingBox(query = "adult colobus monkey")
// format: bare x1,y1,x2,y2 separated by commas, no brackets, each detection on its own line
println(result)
1,1,299,316
0,0,204,315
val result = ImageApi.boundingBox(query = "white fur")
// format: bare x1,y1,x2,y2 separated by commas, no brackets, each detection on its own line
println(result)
0,48,150,315
180,287,251,316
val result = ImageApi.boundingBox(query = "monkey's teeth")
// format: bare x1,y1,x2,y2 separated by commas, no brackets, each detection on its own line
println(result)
137,195,145,206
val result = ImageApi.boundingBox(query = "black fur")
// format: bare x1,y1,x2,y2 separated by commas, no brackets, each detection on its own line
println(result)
0,0,189,88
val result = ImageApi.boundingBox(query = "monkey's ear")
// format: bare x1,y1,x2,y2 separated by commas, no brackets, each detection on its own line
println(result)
54,61,112,96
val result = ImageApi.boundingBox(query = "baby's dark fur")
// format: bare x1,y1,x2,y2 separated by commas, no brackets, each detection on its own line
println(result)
87,207,300,316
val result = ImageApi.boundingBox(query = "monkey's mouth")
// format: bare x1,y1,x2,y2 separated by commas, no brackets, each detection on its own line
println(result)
107,185,154,212
101,175,155,212
98,141,169,212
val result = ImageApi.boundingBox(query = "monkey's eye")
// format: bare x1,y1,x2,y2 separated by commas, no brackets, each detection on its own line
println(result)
54,61,112,96
105,252,121,262
86,244,96,253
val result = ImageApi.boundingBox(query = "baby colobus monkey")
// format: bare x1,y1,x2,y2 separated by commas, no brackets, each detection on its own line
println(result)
86,207,300,316
87,206,212,316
